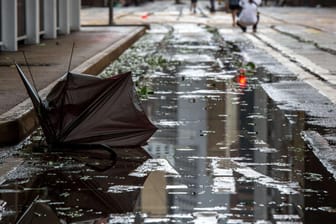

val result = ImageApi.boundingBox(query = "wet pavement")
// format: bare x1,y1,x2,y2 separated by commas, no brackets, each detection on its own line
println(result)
139,24,336,223
1,22,336,223
1,2,336,224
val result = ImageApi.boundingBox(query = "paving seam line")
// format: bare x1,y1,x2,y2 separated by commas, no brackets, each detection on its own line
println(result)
270,25,336,55
245,33,336,104
257,32,336,85
260,11,331,34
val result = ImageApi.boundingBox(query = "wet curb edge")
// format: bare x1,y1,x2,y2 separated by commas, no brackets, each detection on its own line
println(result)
0,26,147,146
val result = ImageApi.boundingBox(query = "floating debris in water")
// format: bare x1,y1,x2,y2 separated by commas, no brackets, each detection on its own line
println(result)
249,147,278,153
176,147,195,152
166,185,188,189
212,176,236,194
235,167,300,195
273,214,301,221
109,213,135,223
108,185,141,194
192,212,219,224
129,159,179,178
156,120,186,127
304,172,323,182
318,206,336,213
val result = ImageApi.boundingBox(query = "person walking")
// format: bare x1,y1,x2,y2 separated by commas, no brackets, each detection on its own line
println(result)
236,0,261,32
228,0,241,27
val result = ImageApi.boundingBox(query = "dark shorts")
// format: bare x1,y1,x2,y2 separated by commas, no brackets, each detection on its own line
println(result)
229,4,241,10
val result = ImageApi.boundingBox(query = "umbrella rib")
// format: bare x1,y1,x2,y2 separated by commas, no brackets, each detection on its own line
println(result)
57,74,72,139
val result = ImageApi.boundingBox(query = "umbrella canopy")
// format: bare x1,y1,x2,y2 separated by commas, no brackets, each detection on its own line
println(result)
16,64,157,148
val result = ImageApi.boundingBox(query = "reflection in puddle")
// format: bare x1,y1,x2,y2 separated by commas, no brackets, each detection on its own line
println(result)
129,159,179,177
0,148,151,223
139,24,336,223
1,23,336,223
155,120,186,127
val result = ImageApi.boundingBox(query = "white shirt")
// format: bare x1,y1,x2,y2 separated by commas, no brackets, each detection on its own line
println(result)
237,0,259,26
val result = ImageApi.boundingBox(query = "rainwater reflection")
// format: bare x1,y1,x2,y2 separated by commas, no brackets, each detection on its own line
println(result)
0,147,151,223
0,24,335,223
136,24,336,223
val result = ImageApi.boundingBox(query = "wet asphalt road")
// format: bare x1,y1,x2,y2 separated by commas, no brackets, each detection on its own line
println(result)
1,2,336,223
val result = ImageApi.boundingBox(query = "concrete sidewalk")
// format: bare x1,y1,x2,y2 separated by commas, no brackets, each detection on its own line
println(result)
259,7,336,53
257,7,336,101
0,25,147,145
259,7,336,34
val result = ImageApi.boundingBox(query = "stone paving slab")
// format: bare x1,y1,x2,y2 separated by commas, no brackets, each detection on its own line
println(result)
259,7,336,34
272,24,336,54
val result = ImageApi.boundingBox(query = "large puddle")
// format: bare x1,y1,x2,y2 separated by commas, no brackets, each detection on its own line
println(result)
0,24,335,223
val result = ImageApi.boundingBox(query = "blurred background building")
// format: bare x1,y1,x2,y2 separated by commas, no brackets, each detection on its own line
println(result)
81,0,150,7
0,0,80,51
82,0,108,6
